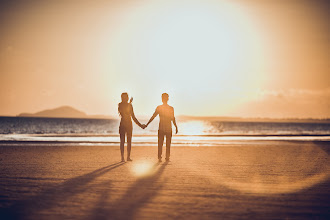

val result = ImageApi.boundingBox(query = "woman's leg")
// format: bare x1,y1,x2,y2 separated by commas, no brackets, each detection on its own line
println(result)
126,129,133,161
120,131,125,161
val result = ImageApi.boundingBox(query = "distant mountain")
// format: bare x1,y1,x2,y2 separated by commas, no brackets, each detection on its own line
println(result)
18,106,108,119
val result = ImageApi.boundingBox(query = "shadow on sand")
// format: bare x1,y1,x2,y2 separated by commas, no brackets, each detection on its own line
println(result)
88,162,168,220
0,161,126,219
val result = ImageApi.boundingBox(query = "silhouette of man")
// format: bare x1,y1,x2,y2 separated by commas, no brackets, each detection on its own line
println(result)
145,93,178,162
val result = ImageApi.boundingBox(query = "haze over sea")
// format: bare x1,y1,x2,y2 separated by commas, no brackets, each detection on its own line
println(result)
1,117,329,146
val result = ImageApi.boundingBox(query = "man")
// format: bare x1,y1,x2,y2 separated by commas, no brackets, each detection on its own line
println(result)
145,93,178,162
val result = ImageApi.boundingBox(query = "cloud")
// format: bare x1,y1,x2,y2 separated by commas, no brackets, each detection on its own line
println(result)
235,88,330,118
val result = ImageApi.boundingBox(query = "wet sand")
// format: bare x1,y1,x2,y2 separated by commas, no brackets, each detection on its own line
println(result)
0,141,329,219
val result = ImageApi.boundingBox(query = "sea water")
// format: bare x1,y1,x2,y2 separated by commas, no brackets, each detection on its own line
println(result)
0,117,329,146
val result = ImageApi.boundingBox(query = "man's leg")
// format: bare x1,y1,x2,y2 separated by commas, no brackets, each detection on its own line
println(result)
165,132,172,161
158,130,165,160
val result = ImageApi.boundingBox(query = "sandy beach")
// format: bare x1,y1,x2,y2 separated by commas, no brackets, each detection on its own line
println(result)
0,141,329,219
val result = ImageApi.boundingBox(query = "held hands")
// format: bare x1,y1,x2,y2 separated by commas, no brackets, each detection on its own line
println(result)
141,124,177,133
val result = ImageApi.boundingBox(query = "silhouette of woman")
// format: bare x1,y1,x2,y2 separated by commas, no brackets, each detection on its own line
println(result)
118,93,143,162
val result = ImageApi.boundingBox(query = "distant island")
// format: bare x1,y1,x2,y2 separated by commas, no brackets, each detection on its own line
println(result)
18,106,111,119
16,106,329,123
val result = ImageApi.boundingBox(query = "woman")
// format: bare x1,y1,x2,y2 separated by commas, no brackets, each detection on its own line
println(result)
118,93,144,162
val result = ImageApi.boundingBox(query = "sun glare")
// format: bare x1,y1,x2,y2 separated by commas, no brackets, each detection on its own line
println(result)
131,161,155,177
179,120,210,136
194,144,330,194
108,0,266,116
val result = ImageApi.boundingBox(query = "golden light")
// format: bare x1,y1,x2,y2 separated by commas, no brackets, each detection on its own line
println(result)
221,145,329,194
107,0,267,116
179,120,210,136
184,144,329,194
131,161,155,177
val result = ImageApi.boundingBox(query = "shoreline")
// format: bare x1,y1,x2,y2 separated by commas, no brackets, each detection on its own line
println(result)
0,140,330,148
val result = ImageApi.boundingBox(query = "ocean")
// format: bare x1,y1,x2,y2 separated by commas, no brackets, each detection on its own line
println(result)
1,117,330,146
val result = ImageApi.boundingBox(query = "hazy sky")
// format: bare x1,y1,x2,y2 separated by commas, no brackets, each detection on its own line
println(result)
1,0,329,118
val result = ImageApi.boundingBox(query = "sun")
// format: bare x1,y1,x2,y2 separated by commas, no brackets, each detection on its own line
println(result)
108,0,266,116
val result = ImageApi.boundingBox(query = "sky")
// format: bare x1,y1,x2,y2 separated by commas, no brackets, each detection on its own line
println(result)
0,0,329,118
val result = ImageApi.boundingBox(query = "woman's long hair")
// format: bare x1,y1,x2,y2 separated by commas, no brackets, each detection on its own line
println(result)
118,93,132,116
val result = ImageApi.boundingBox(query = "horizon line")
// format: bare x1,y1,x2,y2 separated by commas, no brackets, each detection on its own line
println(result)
1,114,330,121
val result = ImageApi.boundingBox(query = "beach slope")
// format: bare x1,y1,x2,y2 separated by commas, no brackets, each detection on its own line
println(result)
0,141,329,219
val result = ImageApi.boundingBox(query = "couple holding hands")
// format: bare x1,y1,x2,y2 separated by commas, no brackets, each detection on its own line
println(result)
118,92,178,162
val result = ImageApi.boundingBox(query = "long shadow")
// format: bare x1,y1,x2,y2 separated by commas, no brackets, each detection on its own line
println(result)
313,141,330,154
88,162,168,220
0,161,126,220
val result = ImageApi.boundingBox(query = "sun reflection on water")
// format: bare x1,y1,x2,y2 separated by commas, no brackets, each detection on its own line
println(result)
179,120,211,136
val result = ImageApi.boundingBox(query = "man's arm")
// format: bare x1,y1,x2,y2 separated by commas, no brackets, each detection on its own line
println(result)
172,108,178,134
173,117,178,134
146,108,158,127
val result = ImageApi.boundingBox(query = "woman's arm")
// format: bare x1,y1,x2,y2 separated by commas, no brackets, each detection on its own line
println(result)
130,105,143,128
146,108,158,127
